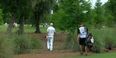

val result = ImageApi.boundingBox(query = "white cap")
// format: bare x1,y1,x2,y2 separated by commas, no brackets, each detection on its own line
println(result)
50,23,53,26
51,10,53,14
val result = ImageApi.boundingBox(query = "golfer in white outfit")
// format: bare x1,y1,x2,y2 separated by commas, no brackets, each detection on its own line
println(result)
47,23,55,51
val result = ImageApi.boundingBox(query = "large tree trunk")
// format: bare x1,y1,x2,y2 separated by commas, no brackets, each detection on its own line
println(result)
17,17,24,34
35,20,41,33
7,14,15,33
34,13,41,33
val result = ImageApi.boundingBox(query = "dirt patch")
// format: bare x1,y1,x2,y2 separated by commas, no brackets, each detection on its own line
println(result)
14,49,116,58
14,52,79,58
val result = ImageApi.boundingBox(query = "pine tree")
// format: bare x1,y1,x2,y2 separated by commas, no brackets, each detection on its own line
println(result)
52,0,91,31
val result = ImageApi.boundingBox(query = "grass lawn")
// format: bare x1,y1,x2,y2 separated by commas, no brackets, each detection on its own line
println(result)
65,52,116,58
0,24,62,33
0,24,47,33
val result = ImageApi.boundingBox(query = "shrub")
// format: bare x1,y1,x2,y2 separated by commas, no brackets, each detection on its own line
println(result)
13,34,43,54
90,27,116,52
0,33,43,57
13,34,32,54
64,30,79,51
31,38,43,49
0,34,14,58
0,9,3,25
103,28,116,49
64,27,116,53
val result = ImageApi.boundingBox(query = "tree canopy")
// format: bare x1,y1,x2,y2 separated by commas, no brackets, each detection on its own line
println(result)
0,0,115,33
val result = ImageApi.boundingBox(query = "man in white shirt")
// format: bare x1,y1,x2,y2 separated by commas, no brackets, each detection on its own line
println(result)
47,23,55,51
77,23,88,56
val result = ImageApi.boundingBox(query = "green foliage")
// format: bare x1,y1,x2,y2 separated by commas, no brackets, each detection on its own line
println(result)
64,30,79,51
0,33,43,57
90,27,116,52
93,0,104,26
51,0,114,30
89,0,113,27
108,0,116,21
52,0,93,52
0,9,3,25
31,38,43,49
52,0,114,52
13,34,43,54
63,27,116,52
52,9,75,30
0,34,14,58
51,0,92,31
13,35,32,54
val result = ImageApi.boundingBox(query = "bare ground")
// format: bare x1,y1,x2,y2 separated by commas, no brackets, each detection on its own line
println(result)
14,52,79,58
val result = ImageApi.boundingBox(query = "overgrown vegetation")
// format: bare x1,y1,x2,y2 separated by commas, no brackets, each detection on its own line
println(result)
0,33,43,58
64,30,79,51
0,34,14,58
91,27,116,52
51,0,116,53
0,0,116,58
63,27,116,53
13,34,43,54
0,9,3,25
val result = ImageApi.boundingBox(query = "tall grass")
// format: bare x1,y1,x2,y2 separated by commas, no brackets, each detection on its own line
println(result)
90,27,116,52
12,34,43,54
0,34,14,58
64,27,116,52
64,30,80,51
0,33,43,58
13,34,32,54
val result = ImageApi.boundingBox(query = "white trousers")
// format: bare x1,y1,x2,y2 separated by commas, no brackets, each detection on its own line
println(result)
47,36,54,51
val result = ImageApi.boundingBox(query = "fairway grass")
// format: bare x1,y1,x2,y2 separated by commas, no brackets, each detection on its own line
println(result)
0,24,47,33
65,52,116,58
